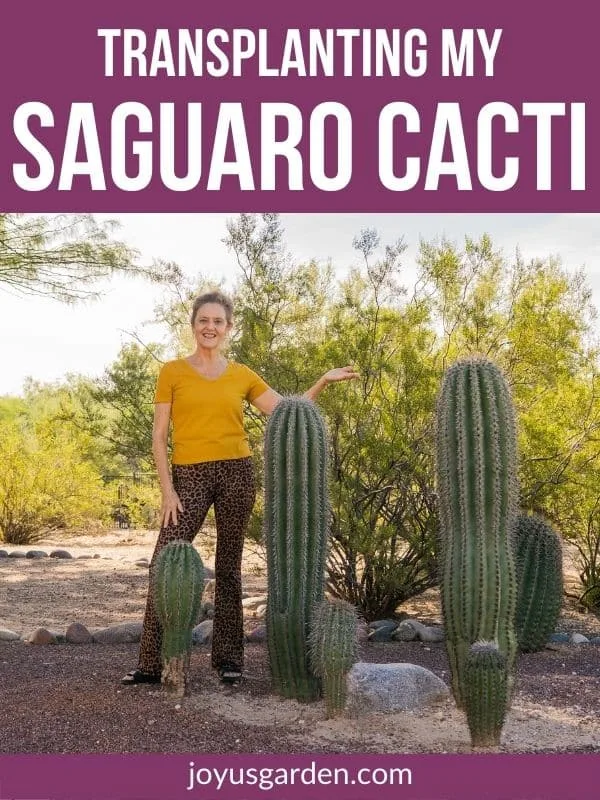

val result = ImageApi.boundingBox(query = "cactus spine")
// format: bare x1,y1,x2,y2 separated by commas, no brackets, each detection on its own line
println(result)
264,396,329,702
436,357,518,709
309,599,358,717
153,540,204,695
464,641,509,748
515,514,563,652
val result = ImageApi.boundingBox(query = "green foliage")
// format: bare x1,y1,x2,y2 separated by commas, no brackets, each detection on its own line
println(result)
515,514,563,651
264,396,329,702
153,540,204,693
0,420,109,544
436,357,518,708
464,641,509,748
309,598,358,717
0,213,182,302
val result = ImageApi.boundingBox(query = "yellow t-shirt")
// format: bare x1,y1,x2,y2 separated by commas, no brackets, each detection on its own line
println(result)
154,359,270,464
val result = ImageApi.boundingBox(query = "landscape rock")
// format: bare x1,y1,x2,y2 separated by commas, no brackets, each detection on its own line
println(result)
245,625,266,643
77,554,93,560
192,620,213,645
91,622,143,644
8,552,27,559
0,628,21,641
29,628,58,645
0,550,9,558
49,550,73,559
198,601,214,621
65,622,93,644
367,621,398,641
346,662,450,715
254,604,267,618
547,633,570,644
242,595,268,609
589,637,600,645
392,621,418,642
368,618,399,630
570,633,590,644
134,559,149,568
26,550,48,559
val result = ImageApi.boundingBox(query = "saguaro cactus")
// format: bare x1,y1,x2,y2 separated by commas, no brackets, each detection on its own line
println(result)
153,540,204,695
264,396,329,702
436,356,519,708
464,641,509,748
515,513,563,652
309,598,358,717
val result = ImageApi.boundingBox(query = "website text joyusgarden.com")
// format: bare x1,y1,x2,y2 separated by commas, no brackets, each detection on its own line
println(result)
186,761,412,792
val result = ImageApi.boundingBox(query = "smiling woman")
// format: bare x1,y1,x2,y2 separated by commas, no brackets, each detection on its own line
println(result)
121,288,359,687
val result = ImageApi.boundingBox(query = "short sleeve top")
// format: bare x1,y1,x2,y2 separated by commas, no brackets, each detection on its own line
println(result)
154,359,269,464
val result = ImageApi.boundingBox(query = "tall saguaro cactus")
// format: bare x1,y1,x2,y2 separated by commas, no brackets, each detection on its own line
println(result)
264,396,330,702
436,356,519,709
515,513,563,652
153,540,204,696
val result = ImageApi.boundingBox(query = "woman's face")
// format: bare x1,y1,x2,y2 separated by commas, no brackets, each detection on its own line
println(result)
192,302,232,350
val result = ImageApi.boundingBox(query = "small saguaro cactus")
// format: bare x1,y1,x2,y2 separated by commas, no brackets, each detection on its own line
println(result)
515,513,563,652
436,356,519,708
152,540,204,696
309,598,359,717
464,641,509,748
264,396,330,702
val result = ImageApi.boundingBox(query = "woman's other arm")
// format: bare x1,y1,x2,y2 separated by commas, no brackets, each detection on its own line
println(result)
153,403,183,527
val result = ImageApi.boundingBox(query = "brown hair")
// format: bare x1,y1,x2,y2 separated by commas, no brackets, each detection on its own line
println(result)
190,291,234,326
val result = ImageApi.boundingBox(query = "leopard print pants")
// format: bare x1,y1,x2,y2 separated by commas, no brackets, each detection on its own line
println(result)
137,457,256,675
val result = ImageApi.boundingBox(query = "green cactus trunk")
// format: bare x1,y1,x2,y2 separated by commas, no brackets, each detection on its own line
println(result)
309,598,358,717
436,357,519,708
515,514,563,652
264,396,329,702
464,641,509,748
153,540,204,696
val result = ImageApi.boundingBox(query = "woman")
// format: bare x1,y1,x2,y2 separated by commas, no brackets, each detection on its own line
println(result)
122,290,358,685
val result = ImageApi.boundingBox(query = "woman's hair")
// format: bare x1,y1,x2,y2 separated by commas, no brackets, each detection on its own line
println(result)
190,291,234,326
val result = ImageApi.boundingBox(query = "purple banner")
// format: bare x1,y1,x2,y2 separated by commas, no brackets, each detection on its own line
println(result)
1,0,599,211
0,753,598,800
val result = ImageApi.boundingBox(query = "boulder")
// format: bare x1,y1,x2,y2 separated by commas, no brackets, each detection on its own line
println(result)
570,633,590,644
29,628,58,645
134,559,149,568
245,624,266,643
0,550,9,558
367,621,398,642
26,550,48,559
392,619,444,643
346,662,450,715
50,550,73,559
0,628,21,641
192,619,213,646
91,622,143,644
8,551,27,559
65,622,93,644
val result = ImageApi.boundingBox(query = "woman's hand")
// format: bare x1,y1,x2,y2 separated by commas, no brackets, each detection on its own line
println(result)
322,366,360,384
160,488,184,528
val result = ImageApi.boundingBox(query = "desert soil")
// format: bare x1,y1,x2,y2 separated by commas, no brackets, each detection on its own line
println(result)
1,529,599,754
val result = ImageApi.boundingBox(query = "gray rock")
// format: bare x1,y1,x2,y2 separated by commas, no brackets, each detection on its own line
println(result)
8,551,27,558
570,633,590,644
548,633,570,644
367,621,398,641
346,662,450,715
50,549,73,559
192,620,213,646
65,622,93,644
368,618,399,630
254,604,267,618
0,628,21,641
589,637,600,645
392,621,419,642
29,628,58,645
26,550,48,559
0,550,9,558
91,622,143,644
203,567,215,580
392,619,444,643
77,554,94,560
245,625,267,643
93,554,101,559
134,559,149,568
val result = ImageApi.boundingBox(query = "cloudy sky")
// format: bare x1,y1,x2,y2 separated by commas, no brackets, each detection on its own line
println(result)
1,213,599,396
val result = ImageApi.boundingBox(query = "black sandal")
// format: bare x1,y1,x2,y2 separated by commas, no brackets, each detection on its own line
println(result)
121,669,161,685
218,664,242,684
